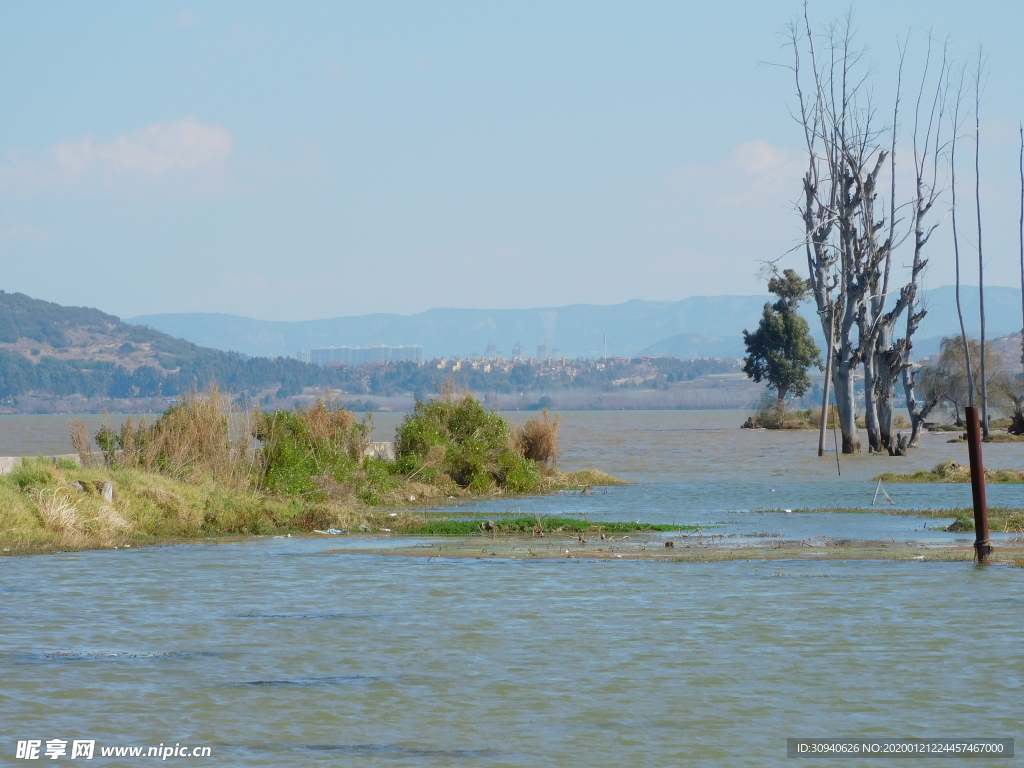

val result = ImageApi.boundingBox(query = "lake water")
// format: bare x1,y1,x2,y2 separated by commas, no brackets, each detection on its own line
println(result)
2,411,1023,765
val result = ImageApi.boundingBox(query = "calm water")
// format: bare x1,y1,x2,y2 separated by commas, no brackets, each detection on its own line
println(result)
2,411,1023,765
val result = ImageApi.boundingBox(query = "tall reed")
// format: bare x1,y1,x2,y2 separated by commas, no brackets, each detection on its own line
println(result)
514,409,561,465
70,419,96,468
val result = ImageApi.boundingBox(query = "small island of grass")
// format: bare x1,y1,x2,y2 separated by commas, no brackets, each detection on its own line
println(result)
0,391,626,556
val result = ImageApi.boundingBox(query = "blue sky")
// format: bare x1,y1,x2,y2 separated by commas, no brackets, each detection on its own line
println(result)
1,1,1022,321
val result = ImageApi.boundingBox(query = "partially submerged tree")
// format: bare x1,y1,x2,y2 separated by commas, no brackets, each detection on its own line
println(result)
790,14,875,453
789,12,953,453
889,38,951,450
743,269,821,403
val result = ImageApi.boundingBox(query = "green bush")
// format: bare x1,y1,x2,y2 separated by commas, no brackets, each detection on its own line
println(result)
395,395,542,493
7,458,58,491
357,457,401,504
256,409,358,497
497,452,542,493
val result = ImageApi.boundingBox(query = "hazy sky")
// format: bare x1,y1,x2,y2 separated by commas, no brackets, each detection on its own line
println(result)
1,1,1022,321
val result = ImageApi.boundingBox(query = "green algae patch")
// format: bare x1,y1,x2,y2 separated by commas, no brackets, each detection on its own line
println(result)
402,516,696,536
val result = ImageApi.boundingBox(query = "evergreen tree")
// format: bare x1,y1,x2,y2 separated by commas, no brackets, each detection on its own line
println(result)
742,270,821,403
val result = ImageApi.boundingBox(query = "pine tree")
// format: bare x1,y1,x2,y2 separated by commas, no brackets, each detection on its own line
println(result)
742,270,821,403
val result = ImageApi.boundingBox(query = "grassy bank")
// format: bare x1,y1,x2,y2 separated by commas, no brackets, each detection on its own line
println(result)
875,461,1024,484
0,460,626,556
0,393,626,556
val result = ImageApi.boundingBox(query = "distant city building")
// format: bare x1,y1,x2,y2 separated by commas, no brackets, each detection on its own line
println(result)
299,345,422,366
511,342,524,361
537,342,549,361
485,342,499,359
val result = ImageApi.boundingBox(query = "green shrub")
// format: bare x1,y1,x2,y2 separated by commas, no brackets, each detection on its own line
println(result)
255,401,367,498
7,459,58,491
357,457,401,504
396,395,541,493
497,452,542,493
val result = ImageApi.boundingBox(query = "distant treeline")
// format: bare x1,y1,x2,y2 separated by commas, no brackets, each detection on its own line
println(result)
0,353,742,402
0,349,342,400
269,356,743,399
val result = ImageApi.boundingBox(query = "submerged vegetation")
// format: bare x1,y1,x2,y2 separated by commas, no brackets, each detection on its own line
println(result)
0,390,625,555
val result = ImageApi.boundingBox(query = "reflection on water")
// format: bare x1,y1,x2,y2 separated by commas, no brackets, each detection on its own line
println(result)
2,411,1023,766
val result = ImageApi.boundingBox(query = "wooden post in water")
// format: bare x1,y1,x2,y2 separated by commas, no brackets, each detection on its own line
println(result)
965,406,993,562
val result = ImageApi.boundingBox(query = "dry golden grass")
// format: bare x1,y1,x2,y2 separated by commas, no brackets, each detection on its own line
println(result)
109,387,260,488
514,409,561,465
96,503,133,534
31,489,85,535
70,419,97,468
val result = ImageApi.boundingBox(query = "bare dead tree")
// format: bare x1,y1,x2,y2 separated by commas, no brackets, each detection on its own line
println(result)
1019,122,1023,370
791,11,880,454
974,50,990,437
951,66,975,410
856,45,904,454
897,37,953,447
791,12,952,454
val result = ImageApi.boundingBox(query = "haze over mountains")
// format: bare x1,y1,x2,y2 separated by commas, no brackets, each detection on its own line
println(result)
128,286,1023,363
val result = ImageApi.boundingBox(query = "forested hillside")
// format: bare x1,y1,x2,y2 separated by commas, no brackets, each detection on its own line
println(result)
0,291,338,400
0,291,741,408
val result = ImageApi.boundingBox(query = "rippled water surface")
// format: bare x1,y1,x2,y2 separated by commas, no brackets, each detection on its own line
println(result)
2,411,1023,765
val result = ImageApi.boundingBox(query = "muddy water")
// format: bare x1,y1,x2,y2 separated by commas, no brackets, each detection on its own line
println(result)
2,411,1023,765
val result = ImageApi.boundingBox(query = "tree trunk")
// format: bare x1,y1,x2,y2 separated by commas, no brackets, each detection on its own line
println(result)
862,352,881,452
902,366,934,448
876,391,892,450
908,413,924,447
818,314,835,457
874,326,897,452
832,359,860,454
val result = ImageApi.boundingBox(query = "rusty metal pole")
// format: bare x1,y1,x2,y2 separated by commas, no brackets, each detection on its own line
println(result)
965,406,993,562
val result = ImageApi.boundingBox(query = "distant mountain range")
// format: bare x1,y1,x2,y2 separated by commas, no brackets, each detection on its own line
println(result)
128,285,1024,362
